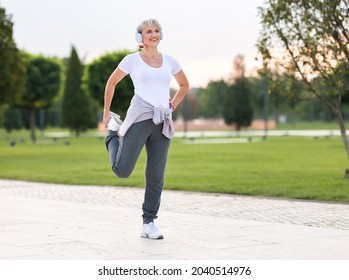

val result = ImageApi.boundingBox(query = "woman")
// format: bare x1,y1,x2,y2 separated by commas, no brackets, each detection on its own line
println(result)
103,18,189,239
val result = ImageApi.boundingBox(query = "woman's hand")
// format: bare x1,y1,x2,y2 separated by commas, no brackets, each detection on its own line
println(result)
169,99,175,111
102,111,110,128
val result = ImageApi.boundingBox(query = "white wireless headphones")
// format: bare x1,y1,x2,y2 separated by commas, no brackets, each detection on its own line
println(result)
135,30,163,43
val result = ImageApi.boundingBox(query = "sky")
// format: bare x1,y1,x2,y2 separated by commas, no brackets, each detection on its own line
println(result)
1,0,265,88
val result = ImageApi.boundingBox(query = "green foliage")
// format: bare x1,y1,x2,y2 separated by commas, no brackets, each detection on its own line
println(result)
257,0,349,157
86,50,135,118
20,53,62,142
223,55,254,129
196,80,228,118
223,78,254,130
0,6,25,105
334,62,349,104
62,46,94,136
21,53,62,107
258,0,349,96
3,106,22,132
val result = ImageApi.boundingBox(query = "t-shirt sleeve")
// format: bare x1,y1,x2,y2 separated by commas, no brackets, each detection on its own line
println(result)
168,55,182,75
118,55,132,74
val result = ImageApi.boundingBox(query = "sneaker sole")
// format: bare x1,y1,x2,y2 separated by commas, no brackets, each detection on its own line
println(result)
141,234,164,240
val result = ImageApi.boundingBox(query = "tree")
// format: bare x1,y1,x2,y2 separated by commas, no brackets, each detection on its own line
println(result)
223,78,253,130
87,50,134,118
229,54,246,81
21,53,62,142
0,6,25,105
196,80,229,118
62,46,93,136
223,55,253,130
3,106,22,132
258,0,349,159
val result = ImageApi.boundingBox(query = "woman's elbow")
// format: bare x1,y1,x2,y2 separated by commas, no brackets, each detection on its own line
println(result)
182,82,190,93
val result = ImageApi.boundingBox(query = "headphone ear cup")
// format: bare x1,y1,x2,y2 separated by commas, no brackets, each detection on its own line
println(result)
135,32,143,43
160,31,164,40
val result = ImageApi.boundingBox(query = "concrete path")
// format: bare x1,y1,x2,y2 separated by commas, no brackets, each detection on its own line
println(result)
0,179,349,260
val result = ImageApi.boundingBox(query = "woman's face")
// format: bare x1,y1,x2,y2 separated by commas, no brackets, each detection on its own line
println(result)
141,25,161,46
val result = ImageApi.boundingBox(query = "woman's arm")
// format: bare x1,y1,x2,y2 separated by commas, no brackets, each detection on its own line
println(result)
170,70,190,110
102,67,127,127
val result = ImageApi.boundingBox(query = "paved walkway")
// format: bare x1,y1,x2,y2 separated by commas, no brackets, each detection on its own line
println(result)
0,179,348,260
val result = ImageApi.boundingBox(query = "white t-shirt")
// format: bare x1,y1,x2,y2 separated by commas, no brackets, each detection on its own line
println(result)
118,52,181,108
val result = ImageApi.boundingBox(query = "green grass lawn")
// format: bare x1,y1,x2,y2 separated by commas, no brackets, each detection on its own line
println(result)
1,128,349,202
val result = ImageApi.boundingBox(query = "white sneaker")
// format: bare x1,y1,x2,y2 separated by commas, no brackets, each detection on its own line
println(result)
140,222,164,239
107,111,123,131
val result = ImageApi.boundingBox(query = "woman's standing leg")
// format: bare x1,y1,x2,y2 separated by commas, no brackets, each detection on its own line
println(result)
142,123,171,224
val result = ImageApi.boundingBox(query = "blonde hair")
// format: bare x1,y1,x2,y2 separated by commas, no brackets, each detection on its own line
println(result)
136,18,162,33
136,19,162,49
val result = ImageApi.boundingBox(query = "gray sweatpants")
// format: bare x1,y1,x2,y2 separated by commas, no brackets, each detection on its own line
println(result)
105,119,171,224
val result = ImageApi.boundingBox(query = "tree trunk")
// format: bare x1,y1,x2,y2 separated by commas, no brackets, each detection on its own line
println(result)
333,101,349,178
334,106,349,159
29,106,36,143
